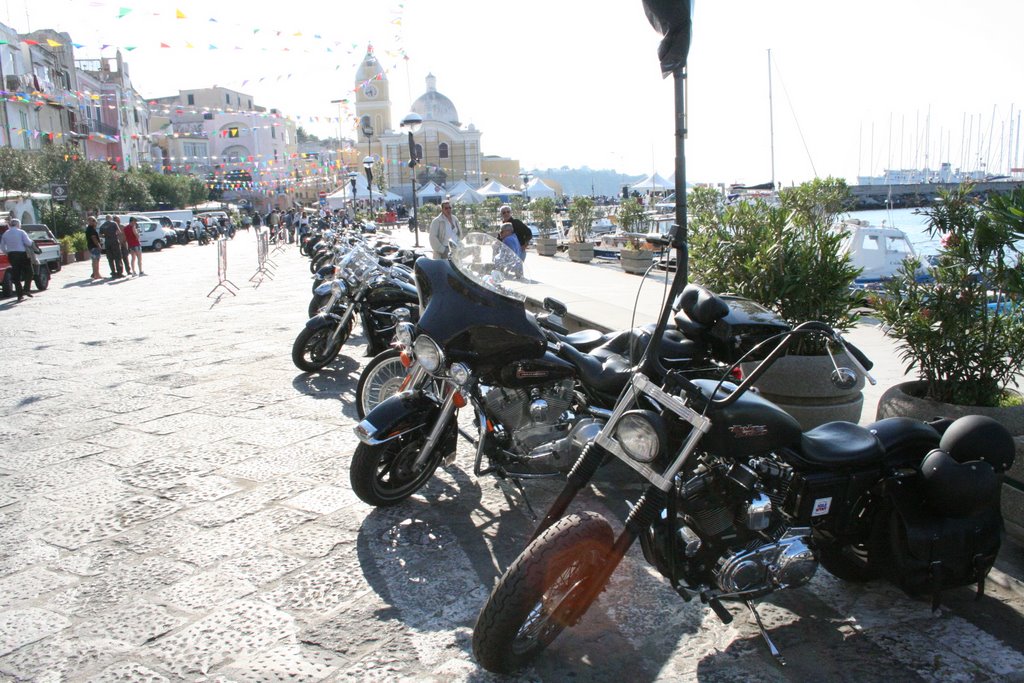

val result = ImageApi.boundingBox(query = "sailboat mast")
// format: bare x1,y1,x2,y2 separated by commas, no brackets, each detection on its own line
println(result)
767,49,776,189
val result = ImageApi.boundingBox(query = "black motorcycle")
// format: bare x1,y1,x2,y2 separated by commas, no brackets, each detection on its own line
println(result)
471,303,1016,674
348,234,787,509
292,246,419,372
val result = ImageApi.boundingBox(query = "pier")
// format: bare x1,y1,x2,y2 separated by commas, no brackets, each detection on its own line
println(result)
850,178,1023,209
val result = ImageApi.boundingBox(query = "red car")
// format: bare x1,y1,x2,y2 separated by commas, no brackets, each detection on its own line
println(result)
0,223,56,296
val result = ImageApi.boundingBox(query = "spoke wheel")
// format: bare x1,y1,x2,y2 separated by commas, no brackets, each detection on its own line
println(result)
349,432,443,506
356,349,409,419
291,325,345,372
472,512,613,674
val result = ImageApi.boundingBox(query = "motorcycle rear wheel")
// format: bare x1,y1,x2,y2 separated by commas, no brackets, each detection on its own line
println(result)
349,431,443,506
291,325,346,372
472,512,613,674
356,348,408,419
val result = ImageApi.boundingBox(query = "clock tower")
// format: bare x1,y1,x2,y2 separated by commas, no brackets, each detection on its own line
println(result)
354,45,392,145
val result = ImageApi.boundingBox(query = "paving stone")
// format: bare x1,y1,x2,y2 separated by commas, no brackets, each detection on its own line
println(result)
147,599,297,677
49,545,136,577
0,538,61,578
41,477,136,511
218,642,347,682
282,485,353,516
219,550,307,587
115,458,210,490
42,495,182,550
0,608,70,657
300,596,407,661
110,518,199,555
184,478,316,528
262,552,372,617
167,508,314,567
85,661,171,683
158,474,243,505
153,569,257,613
0,441,107,472
0,457,118,500
0,567,78,609
48,557,194,618
0,636,131,681
271,522,356,559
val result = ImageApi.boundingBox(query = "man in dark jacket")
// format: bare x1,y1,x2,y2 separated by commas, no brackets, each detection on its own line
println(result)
98,215,124,278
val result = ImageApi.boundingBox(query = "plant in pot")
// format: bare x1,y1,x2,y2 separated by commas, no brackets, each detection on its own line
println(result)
566,195,595,263
532,196,559,256
688,178,865,427
71,231,89,261
59,235,76,264
617,197,652,273
872,184,1024,534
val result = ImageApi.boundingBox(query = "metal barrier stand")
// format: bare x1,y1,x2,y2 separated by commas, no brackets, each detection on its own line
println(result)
207,236,239,297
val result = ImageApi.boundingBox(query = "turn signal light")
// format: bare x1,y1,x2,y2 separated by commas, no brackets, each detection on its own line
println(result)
400,351,412,368
453,391,467,409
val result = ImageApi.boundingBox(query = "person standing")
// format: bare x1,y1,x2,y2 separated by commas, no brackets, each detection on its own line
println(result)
428,199,461,259
251,211,262,230
498,222,524,259
98,215,124,278
500,204,532,261
124,217,143,276
0,219,40,301
84,215,102,279
114,217,132,275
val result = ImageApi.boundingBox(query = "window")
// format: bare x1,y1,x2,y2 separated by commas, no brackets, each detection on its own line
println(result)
226,93,230,104
187,94,194,105
438,143,449,159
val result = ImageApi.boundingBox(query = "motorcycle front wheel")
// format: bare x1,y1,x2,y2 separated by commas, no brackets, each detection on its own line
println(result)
291,325,347,372
356,348,409,419
472,512,613,674
307,292,331,318
349,431,444,506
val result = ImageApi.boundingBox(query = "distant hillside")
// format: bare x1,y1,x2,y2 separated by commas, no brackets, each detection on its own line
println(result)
529,167,646,198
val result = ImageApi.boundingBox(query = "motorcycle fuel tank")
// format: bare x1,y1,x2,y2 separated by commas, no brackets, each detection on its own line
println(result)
693,379,802,457
498,350,576,389
365,278,419,310
414,258,545,370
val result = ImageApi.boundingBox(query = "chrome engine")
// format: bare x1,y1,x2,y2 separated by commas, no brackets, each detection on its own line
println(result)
713,528,817,594
482,380,601,472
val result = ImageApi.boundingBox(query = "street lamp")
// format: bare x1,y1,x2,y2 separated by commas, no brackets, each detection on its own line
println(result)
363,156,375,220
347,171,358,217
520,171,532,202
400,111,423,247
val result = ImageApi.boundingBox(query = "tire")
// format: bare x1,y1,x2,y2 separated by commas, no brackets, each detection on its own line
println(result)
1,269,12,298
152,239,165,252
307,293,331,319
311,252,330,274
356,349,409,419
349,431,445,506
291,325,346,372
33,264,50,291
473,512,614,674
50,259,61,273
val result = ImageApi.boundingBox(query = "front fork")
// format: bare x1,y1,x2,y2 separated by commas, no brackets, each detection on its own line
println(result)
411,381,460,470
328,285,365,346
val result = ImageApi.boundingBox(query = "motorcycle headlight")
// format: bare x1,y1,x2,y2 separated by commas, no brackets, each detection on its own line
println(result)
394,322,415,348
314,282,333,296
330,280,346,296
449,363,470,386
413,335,444,373
614,410,667,464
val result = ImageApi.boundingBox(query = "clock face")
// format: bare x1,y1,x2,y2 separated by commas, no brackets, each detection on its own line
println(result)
363,84,378,98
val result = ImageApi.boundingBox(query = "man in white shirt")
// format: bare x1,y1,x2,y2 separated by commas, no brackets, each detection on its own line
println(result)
428,199,461,259
0,219,39,301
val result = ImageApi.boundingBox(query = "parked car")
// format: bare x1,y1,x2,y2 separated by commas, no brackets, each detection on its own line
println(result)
135,220,170,250
0,252,11,297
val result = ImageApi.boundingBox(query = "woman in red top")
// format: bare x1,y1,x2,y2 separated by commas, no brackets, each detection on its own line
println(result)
124,217,144,276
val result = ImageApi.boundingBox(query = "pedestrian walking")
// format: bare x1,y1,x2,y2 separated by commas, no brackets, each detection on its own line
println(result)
114,217,132,275
98,215,124,278
124,217,144,276
84,215,102,279
428,199,461,259
0,218,40,301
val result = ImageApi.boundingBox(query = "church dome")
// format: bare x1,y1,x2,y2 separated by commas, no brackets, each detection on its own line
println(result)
411,74,460,126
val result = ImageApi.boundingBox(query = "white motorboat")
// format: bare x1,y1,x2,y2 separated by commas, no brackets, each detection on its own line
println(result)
838,218,925,284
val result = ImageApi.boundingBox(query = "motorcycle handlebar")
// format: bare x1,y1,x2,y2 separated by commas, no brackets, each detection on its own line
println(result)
841,338,874,372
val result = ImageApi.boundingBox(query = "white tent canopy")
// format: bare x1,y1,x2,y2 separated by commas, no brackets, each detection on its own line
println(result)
477,180,521,197
450,188,485,205
630,173,672,192
416,182,447,200
325,178,402,208
524,177,557,200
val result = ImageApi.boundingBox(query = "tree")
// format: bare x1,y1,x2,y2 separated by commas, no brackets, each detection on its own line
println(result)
616,197,647,232
108,169,154,210
531,197,557,236
0,147,39,191
68,160,112,214
144,169,190,208
568,195,595,243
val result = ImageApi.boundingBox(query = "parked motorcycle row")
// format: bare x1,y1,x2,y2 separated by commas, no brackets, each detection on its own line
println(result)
291,218,1016,673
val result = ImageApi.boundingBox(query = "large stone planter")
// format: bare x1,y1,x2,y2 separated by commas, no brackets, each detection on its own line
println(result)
877,380,1024,542
744,353,864,430
620,248,653,274
535,237,558,257
567,242,594,263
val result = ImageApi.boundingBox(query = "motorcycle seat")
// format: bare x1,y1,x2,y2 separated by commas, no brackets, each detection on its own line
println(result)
797,422,884,468
557,342,634,395
595,327,703,365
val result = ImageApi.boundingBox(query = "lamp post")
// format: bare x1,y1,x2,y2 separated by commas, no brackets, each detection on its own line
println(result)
363,156,374,220
347,171,358,218
401,111,423,247
520,171,532,202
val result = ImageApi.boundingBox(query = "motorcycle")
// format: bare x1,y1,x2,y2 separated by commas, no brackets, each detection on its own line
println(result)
349,233,788,509
471,298,1016,673
291,245,420,372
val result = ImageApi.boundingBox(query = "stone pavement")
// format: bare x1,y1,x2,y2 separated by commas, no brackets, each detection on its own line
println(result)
1,229,1024,682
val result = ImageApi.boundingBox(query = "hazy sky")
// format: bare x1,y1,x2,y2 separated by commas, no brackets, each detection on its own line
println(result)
10,0,1024,186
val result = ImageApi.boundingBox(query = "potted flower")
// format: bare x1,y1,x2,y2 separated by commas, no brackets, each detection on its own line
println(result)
688,178,865,427
59,235,76,264
566,195,595,263
71,231,89,261
873,185,1024,534
532,197,559,257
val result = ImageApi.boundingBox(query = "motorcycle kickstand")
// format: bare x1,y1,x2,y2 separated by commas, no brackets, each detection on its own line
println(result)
494,476,539,522
746,600,785,667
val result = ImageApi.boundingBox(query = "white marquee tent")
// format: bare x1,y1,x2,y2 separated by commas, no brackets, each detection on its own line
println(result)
630,173,672,192
445,180,484,204
477,180,521,199
325,178,402,209
416,182,447,201
524,177,557,200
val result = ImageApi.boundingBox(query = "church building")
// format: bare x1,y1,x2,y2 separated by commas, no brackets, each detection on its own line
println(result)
353,46,484,204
